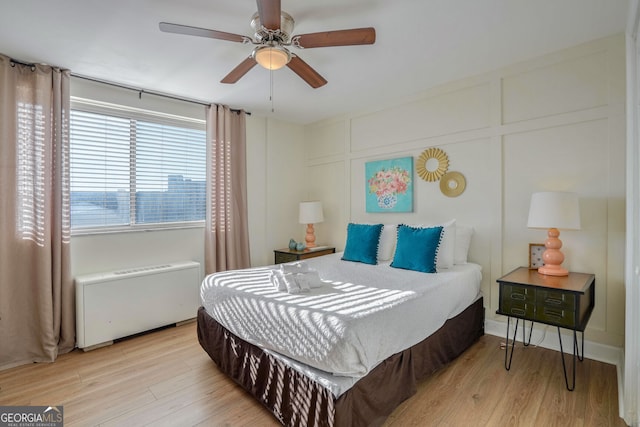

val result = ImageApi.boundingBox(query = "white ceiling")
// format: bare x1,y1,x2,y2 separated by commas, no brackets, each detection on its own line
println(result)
0,0,629,124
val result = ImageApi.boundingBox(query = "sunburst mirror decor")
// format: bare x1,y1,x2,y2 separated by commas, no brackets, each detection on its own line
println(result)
416,148,449,182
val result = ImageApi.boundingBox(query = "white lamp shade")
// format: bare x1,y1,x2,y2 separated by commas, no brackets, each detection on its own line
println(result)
527,192,581,230
299,201,324,224
253,45,291,70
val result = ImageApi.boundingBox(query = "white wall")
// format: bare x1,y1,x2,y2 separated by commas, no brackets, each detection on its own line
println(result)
246,116,307,267
71,227,205,277
303,34,626,349
625,1,640,422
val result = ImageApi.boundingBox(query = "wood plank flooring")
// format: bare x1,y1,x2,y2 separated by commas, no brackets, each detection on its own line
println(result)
0,321,627,426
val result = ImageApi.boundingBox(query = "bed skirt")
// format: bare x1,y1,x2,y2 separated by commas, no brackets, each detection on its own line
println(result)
196,296,484,427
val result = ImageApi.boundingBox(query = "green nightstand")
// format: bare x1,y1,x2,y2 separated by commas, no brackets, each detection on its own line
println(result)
496,267,595,391
274,247,335,264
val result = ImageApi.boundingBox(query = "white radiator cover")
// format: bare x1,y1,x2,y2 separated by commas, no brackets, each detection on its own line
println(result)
75,261,201,349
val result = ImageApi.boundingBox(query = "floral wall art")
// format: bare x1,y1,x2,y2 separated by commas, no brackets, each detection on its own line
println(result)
365,156,413,212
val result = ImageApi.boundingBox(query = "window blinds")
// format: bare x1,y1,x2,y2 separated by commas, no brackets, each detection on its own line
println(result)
69,109,206,231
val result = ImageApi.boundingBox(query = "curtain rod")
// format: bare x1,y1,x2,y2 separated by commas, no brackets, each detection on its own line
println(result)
9,58,37,70
5,57,249,114
9,56,66,72
71,73,250,115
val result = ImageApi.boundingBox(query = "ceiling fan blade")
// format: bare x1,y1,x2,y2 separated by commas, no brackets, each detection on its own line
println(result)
256,0,281,30
294,27,376,48
287,55,327,89
159,22,247,43
221,57,258,84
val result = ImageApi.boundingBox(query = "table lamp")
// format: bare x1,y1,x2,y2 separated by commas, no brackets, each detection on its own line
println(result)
299,201,324,249
527,192,581,276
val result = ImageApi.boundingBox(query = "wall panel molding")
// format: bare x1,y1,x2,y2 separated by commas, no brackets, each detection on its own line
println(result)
303,34,626,351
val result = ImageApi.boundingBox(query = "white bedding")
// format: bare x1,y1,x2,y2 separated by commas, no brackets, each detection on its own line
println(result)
200,252,481,378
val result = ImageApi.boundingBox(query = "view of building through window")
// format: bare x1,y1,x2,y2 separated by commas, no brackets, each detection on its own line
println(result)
69,109,206,230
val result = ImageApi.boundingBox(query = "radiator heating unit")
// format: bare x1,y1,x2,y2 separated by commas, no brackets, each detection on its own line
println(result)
75,261,201,350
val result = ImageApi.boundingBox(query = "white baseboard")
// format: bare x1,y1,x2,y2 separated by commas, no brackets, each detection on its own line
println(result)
485,319,623,365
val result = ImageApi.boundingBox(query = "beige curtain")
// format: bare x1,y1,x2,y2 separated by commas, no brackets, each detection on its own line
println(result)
0,54,74,370
205,104,250,274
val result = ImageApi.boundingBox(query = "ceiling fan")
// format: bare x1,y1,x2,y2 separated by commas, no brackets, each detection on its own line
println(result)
159,0,376,88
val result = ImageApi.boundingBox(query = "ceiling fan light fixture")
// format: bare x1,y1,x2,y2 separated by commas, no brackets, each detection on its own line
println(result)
253,45,291,70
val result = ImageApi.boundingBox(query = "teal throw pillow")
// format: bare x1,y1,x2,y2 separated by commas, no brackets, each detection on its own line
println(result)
342,223,383,265
391,224,443,273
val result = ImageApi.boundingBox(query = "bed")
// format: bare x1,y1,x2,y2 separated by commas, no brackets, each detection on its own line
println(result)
197,223,484,426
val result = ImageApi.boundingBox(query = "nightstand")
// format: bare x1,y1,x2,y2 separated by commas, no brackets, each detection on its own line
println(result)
274,247,335,264
496,267,595,391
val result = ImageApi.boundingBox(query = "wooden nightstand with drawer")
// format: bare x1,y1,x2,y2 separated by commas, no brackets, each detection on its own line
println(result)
274,247,335,264
496,267,595,391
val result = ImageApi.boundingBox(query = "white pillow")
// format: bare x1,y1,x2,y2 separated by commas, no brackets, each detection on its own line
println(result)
418,219,456,269
435,219,456,269
454,225,474,264
377,224,397,261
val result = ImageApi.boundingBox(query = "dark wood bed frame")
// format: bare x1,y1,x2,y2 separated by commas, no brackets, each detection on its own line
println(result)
197,296,484,427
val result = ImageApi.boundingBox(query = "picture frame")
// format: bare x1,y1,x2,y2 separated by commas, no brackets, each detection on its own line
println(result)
529,243,545,269
365,156,413,213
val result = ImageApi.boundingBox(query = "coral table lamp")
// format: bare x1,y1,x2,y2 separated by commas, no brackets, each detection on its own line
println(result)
527,192,581,276
298,201,324,248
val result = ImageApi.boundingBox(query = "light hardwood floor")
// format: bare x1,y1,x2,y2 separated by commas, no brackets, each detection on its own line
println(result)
0,321,627,426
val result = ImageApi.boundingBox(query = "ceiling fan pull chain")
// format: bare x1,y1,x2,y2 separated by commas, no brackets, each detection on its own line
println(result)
270,69,275,112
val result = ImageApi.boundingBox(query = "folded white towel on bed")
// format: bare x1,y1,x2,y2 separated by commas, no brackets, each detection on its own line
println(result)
281,261,312,274
269,269,287,292
283,262,325,289
270,269,310,293
294,270,324,289
268,262,325,293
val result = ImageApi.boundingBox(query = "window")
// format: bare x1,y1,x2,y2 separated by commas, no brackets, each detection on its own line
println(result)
69,104,206,232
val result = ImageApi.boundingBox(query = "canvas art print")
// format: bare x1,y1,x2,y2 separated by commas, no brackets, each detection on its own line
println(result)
366,156,413,212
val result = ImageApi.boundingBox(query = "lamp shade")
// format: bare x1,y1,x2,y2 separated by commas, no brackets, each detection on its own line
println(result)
299,201,324,224
527,192,581,230
253,45,291,70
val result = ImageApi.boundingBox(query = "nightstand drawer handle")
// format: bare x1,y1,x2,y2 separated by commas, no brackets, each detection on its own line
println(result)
545,309,564,320
510,293,526,301
510,308,526,316
545,297,563,305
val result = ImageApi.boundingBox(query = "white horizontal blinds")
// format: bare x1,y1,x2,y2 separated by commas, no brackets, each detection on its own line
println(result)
70,110,131,228
69,108,206,231
135,121,206,224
